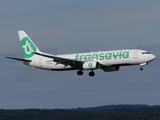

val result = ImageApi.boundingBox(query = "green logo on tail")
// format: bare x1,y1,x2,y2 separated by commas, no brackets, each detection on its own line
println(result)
21,37,37,58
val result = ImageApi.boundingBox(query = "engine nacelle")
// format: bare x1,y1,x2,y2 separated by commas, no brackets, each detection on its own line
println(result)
101,66,120,72
82,61,99,70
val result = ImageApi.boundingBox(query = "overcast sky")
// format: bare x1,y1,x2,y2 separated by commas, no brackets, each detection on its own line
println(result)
0,1,160,109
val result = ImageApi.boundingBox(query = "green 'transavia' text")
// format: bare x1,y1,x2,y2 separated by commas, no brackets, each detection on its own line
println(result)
75,50,129,61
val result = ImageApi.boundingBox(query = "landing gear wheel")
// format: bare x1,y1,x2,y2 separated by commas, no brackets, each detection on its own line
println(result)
139,67,143,71
77,70,83,75
89,71,95,77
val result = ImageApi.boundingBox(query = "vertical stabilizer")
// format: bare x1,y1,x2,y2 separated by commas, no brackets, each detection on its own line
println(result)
18,30,41,59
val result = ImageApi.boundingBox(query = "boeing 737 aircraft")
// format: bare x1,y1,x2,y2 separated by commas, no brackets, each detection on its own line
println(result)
6,30,156,76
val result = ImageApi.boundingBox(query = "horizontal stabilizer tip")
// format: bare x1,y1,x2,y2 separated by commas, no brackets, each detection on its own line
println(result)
5,56,32,62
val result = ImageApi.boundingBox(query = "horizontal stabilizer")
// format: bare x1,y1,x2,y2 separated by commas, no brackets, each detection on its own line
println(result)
5,56,32,62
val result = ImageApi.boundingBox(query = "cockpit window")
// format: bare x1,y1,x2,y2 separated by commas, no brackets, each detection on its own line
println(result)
142,52,150,54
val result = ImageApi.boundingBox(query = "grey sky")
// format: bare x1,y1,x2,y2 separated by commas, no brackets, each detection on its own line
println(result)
0,1,160,109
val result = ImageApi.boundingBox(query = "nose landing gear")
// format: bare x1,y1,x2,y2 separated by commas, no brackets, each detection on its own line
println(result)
139,63,147,71
139,67,143,71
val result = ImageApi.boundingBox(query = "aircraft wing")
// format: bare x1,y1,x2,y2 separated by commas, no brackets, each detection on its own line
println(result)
34,52,84,69
5,56,32,62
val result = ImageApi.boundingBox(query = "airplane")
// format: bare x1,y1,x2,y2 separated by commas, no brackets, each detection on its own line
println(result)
5,30,156,77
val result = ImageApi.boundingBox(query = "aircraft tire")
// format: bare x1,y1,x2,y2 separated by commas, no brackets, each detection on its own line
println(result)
89,71,95,76
139,67,143,71
77,70,83,75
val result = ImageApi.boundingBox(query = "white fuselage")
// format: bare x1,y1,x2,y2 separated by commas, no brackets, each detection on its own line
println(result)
25,49,155,71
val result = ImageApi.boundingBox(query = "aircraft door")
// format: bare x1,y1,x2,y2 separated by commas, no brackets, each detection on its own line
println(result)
134,51,138,59
39,59,42,67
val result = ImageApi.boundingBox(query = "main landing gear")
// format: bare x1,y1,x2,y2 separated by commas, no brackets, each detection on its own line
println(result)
77,70,83,75
89,70,95,77
77,70,95,77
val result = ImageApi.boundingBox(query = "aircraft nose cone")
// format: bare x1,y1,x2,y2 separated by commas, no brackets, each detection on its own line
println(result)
150,54,156,60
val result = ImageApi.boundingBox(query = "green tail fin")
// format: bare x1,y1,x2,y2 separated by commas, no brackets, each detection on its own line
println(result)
18,30,41,59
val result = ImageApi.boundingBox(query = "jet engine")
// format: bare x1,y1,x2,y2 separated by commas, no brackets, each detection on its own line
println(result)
82,61,99,70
